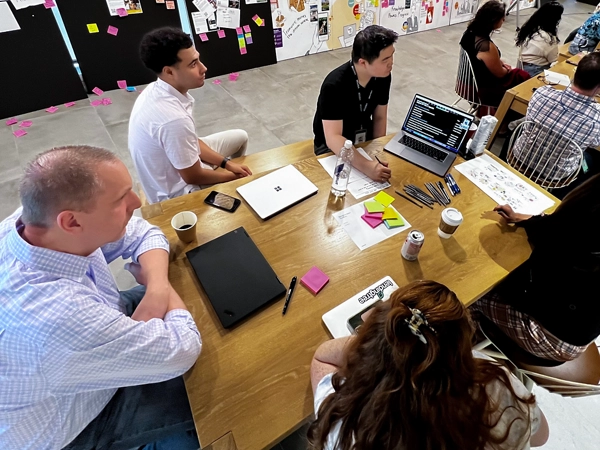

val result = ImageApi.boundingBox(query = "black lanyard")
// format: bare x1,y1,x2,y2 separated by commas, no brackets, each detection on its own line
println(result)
350,62,374,128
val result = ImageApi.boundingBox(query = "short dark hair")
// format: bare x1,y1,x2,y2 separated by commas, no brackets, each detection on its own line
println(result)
140,27,193,74
574,52,600,91
20,146,119,228
351,25,398,64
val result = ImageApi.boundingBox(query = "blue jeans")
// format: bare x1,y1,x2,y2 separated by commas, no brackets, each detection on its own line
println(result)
63,286,200,450
522,62,550,78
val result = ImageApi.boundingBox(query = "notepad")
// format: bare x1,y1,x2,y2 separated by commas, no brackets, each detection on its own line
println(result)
364,201,385,213
374,191,394,207
361,213,383,228
382,207,399,220
384,217,405,228
301,266,329,295
363,210,383,220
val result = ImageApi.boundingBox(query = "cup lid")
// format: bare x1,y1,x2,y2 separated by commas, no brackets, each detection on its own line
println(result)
442,208,463,226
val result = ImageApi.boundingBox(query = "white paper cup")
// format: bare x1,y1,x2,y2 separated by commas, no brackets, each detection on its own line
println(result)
438,208,463,239
171,211,198,243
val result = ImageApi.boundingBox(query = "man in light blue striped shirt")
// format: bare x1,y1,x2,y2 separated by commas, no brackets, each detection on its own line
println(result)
0,146,202,449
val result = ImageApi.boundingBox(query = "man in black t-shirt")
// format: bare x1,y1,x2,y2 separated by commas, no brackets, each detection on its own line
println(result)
313,25,398,183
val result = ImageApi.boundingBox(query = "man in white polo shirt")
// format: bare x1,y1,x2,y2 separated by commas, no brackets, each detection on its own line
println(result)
129,27,252,204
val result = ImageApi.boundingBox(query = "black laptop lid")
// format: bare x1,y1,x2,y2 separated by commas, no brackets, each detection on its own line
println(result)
402,94,474,154
186,227,286,328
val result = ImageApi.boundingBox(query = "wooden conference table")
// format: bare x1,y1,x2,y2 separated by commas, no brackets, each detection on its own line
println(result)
488,57,600,148
142,136,558,450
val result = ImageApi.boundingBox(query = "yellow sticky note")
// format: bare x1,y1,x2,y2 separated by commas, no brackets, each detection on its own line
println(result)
256,18,263,26
382,207,399,220
87,23,99,33
374,191,394,207
364,201,385,213
238,37,246,47
384,217,405,228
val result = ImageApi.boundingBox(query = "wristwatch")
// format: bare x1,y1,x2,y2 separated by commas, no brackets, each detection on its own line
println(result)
220,156,230,169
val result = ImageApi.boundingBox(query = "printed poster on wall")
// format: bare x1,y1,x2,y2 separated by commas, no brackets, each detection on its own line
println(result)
380,0,451,36
449,0,479,25
271,0,377,62
106,0,143,16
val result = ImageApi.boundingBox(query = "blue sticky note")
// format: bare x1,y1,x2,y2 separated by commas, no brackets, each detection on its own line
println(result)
126,86,136,92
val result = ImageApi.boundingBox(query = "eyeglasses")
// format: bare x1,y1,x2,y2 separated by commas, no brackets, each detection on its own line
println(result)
536,75,558,86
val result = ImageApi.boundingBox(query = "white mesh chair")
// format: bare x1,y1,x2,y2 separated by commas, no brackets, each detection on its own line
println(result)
452,47,494,116
506,120,584,190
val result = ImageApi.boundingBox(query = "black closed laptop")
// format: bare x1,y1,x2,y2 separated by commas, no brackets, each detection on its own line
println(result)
186,227,286,328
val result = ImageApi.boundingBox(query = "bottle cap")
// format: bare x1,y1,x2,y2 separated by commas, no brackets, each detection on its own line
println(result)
344,140,353,149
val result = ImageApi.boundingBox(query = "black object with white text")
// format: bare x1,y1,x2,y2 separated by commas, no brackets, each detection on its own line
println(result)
204,191,241,213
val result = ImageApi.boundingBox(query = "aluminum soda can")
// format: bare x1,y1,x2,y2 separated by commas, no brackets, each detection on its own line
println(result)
401,230,424,261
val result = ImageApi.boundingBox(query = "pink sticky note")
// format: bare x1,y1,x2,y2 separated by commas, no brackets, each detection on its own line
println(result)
252,14,259,21
107,25,118,36
13,129,27,138
64,101,76,107
46,106,59,113
235,27,243,35
240,47,247,55
90,100,103,106
199,33,208,42
217,29,226,38
117,80,127,89
228,72,239,81
116,7,128,16
44,0,56,8
300,266,329,295
361,213,383,228
92,87,104,96
102,98,112,105
19,120,33,128
243,25,251,33
212,79,222,85
363,210,383,220
6,118,18,126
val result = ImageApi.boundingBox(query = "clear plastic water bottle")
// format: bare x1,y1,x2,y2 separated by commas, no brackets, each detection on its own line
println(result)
467,115,498,156
331,140,354,197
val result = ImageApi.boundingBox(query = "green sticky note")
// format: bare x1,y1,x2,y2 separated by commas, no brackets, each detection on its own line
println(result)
364,201,385,213
374,191,395,207
384,217,405,228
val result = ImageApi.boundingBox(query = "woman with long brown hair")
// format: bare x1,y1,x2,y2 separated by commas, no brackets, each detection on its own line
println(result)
309,281,549,449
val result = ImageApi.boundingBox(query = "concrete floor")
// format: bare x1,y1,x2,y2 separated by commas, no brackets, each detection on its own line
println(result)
3,1,600,448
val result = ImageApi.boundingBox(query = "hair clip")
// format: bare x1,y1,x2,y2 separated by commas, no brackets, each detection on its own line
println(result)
405,307,436,344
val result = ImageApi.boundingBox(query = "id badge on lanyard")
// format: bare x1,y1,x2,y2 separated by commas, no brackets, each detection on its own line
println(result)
350,63,373,146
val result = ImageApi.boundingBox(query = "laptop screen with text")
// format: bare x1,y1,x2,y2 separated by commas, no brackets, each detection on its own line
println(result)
402,94,473,154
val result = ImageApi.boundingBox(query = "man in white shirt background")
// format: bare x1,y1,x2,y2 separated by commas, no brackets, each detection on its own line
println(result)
129,27,252,204
0,146,202,449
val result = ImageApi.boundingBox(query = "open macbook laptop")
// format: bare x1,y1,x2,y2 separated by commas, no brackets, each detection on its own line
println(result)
236,165,318,219
384,94,474,177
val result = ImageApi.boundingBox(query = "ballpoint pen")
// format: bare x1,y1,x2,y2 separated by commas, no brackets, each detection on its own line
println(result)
282,276,297,316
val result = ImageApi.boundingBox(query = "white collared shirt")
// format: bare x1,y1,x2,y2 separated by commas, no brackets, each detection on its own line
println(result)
129,78,208,204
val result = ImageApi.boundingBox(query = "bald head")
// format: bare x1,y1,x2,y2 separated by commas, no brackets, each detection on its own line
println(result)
20,146,119,228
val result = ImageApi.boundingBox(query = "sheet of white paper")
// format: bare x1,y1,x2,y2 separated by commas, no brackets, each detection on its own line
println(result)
454,154,555,215
191,12,209,33
0,3,20,33
333,198,411,251
322,276,399,338
9,0,44,10
105,0,126,15
544,69,571,87
216,7,240,29
318,153,390,199
192,0,216,19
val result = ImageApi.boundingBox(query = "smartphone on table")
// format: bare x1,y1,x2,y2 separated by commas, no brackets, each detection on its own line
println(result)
204,191,241,213
347,301,382,335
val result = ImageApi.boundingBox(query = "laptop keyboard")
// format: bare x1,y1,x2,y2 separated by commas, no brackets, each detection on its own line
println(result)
401,135,447,162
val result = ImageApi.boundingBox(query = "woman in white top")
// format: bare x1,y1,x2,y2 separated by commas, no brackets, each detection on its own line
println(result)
516,1,564,77
309,281,550,450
